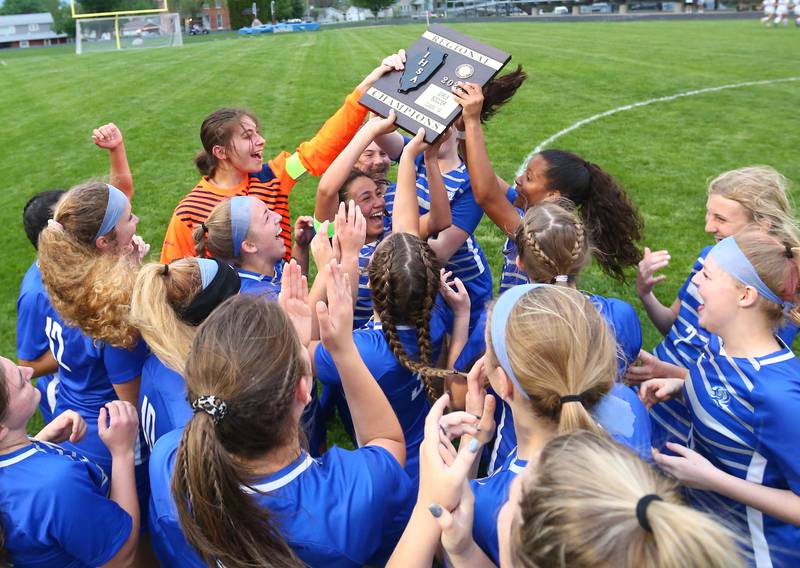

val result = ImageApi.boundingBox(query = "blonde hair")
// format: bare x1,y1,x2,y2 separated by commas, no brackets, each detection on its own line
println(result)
193,198,236,262
486,286,616,434
708,166,797,240
728,230,800,327
129,260,203,375
514,200,591,285
512,431,746,568
38,182,140,348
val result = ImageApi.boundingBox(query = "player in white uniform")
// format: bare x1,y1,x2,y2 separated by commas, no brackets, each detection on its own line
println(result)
762,0,776,25
775,0,790,25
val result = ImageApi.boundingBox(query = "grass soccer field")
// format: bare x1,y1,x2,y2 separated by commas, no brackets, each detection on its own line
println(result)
2,18,798,436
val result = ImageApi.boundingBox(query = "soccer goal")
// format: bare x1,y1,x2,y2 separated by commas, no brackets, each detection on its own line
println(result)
74,7,182,54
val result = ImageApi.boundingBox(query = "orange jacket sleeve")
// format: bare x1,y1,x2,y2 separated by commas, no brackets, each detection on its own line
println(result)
270,88,369,188
160,214,197,264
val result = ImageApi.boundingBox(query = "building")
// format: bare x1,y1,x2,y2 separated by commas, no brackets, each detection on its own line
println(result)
0,12,68,49
200,0,231,30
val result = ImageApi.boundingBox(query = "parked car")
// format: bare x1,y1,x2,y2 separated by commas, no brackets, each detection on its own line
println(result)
189,24,209,35
553,6,569,14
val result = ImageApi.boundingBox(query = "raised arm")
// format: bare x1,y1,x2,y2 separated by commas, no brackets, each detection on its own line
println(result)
637,247,680,335
392,129,427,237
420,134,453,238
283,52,406,182
314,112,397,223
453,82,520,235
92,123,133,200
316,261,406,465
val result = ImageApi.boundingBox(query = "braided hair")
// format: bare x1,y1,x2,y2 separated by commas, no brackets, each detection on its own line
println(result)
514,200,591,285
368,233,454,402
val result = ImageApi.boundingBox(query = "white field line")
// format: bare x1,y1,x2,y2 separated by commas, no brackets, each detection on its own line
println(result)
517,76,800,176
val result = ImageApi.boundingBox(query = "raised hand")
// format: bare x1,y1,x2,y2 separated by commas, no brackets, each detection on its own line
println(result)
316,261,354,356
464,357,496,443
293,215,314,248
652,443,719,489
98,400,139,458
367,110,398,136
278,259,311,346
451,82,483,122
439,269,470,318
403,128,428,159
310,220,334,269
636,247,671,298
92,123,124,150
334,200,366,261
360,50,407,90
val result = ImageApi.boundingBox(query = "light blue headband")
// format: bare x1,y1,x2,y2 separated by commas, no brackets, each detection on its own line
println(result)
196,258,219,290
710,236,790,309
490,283,549,400
95,184,128,240
230,196,253,258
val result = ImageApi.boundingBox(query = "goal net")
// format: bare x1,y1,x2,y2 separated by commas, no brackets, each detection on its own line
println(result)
75,13,182,54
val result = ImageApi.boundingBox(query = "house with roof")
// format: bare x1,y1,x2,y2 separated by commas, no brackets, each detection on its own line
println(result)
0,12,67,49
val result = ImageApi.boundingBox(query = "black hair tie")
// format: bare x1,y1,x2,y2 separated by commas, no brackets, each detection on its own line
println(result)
636,494,662,533
162,263,170,276
785,244,794,259
201,221,208,234
560,394,583,404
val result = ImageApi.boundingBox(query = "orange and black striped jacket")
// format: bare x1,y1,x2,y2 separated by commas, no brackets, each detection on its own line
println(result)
160,88,369,264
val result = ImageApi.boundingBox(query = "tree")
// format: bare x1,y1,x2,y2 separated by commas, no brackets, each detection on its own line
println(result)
0,0,48,15
349,0,393,16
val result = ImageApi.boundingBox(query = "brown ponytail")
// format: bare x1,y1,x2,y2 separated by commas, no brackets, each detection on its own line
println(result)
172,295,305,568
192,199,237,262
368,233,454,402
538,150,644,282
480,65,528,124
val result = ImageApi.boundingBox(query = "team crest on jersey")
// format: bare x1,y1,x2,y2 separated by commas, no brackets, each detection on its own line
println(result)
710,386,731,410
399,46,447,94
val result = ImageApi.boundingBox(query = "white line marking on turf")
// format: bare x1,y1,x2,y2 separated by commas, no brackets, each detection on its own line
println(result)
517,76,800,176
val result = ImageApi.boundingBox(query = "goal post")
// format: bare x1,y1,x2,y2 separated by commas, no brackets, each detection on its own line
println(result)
75,12,182,54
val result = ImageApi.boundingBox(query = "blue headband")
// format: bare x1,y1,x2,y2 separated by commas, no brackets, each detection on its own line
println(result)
196,258,219,290
95,184,128,240
230,196,253,258
490,284,550,400
710,236,790,309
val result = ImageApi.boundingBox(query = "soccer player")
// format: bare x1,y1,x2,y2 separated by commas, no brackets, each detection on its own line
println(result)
129,257,240,452
762,0,777,25
36,183,150,479
629,166,798,450
193,196,291,300
148,265,414,568
160,51,407,264
0,355,140,567
640,231,800,567
453,81,643,296
775,0,790,24
468,284,617,565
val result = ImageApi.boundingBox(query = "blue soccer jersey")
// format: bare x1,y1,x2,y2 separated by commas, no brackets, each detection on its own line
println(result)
148,429,413,568
682,335,800,567
354,239,381,330
471,448,527,564
0,440,131,568
139,354,192,452
17,262,59,423
313,311,448,481
413,153,493,323
498,188,528,295
237,263,283,301
43,305,148,473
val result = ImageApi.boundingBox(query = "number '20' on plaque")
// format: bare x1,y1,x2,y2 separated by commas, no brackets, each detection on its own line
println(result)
359,25,511,144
